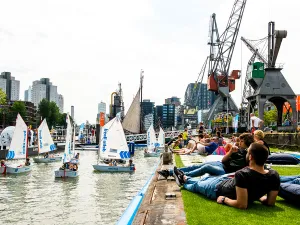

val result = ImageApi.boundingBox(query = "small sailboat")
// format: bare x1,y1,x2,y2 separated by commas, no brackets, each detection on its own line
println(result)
5,114,32,174
144,124,160,157
33,119,62,163
157,126,165,151
54,114,79,178
93,116,135,172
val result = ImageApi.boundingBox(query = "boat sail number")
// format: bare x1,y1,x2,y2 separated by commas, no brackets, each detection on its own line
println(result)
102,128,108,152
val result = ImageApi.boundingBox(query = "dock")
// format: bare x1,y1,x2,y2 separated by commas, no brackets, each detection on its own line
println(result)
132,162,186,225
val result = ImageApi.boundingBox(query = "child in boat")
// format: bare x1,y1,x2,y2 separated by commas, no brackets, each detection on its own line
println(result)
72,164,78,171
112,160,117,166
1,160,6,167
25,158,31,166
108,159,113,166
75,153,80,159
44,152,49,158
128,159,133,167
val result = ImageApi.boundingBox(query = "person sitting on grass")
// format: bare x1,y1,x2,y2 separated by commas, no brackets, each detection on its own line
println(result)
174,143,280,209
253,130,270,155
158,133,254,179
167,134,183,148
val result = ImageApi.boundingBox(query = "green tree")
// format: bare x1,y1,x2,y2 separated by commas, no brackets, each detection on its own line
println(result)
10,101,27,118
264,108,278,126
38,99,61,129
0,89,7,105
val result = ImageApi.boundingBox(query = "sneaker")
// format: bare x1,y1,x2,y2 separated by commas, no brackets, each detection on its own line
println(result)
174,172,184,187
158,170,170,179
174,166,185,177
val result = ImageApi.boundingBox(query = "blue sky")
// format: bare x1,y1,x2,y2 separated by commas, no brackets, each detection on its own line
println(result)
0,0,298,124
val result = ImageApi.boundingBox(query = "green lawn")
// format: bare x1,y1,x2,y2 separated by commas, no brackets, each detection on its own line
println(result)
175,155,300,225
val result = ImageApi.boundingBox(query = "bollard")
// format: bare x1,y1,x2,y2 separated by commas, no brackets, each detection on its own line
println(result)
129,142,135,156
162,144,172,165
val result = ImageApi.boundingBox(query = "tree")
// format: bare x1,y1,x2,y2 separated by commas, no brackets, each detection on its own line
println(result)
264,109,278,126
11,101,27,118
0,89,7,105
38,99,61,129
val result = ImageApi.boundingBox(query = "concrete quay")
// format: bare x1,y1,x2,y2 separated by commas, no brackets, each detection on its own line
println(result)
132,161,186,225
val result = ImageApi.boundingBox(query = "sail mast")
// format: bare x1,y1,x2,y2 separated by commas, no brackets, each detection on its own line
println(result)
140,70,144,133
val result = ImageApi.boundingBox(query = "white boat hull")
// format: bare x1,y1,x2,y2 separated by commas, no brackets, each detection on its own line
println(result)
93,164,135,172
144,152,160,157
33,156,62,163
54,169,79,178
6,165,32,174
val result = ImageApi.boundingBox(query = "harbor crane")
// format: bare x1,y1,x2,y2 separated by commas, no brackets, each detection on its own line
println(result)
205,0,247,124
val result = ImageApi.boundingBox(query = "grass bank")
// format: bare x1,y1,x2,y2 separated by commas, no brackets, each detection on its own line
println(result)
175,155,300,225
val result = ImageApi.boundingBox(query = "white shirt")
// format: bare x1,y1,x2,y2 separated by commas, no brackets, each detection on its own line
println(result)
251,116,261,128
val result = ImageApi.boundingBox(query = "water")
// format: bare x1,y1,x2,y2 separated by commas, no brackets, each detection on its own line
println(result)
0,149,159,225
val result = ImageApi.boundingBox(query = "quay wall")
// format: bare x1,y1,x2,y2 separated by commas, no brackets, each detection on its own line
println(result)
264,133,300,150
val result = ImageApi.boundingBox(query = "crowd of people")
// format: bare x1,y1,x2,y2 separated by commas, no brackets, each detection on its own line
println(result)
157,122,300,210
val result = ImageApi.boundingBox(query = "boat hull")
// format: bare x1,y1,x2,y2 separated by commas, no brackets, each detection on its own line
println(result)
93,164,135,172
54,170,79,178
144,152,160,157
33,156,62,163
6,165,32,174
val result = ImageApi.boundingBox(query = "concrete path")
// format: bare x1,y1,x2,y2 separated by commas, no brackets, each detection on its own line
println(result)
132,163,186,225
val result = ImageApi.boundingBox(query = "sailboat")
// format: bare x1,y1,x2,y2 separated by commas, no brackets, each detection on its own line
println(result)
157,126,165,150
33,119,62,163
54,114,79,178
144,124,160,157
92,116,135,172
5,114,32,174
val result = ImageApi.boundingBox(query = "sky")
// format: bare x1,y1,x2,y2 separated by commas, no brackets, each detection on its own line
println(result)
0,0,298,124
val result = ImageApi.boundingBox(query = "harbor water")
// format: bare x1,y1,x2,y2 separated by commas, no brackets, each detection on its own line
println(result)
0,149,160,225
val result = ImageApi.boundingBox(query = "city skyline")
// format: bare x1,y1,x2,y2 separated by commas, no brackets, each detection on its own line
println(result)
0,0,298,124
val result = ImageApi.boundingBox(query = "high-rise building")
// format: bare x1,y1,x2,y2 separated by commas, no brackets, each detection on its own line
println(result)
98,102,106,114
155,104,175,130
162,104,175,130
58,94,64,113
184,83,215,109
31,78,63,112
71,106,74,119
165,96,181,107
0,72,20,101
24,86,32,102
141,99,154,132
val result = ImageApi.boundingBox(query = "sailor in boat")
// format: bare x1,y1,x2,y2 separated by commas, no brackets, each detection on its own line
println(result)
59,162,70,170
25,158,31,166
112,160,117,166
1,160,6,167
44,152,49,158
74,153,80,159
72,164,78,171
127,159,135,170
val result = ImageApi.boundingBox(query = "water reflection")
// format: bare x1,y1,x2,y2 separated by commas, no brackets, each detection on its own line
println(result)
0,149,159,225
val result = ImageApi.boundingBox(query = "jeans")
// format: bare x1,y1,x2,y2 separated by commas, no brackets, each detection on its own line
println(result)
280,175,300,184
183,175,230,199
169,161,225,177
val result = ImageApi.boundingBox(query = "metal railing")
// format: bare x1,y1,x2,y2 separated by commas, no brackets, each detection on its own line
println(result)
51,129,199,143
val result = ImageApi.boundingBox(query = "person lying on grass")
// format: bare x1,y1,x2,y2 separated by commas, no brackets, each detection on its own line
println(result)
174,143,280,209
171,134,207,155
158,133,254,179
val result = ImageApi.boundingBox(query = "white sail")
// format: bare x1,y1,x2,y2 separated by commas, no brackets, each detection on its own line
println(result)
38,119,56,154
122,89,140,134
100,117,130,160
157,127,165,148
63,114,73,163
147,124,157,151
7,114,28,159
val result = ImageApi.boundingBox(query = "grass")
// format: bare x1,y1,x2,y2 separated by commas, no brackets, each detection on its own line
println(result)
175,155,300,225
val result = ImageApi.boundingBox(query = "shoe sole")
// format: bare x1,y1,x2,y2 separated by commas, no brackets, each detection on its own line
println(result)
173,173,182,187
